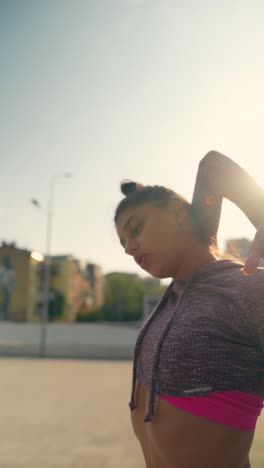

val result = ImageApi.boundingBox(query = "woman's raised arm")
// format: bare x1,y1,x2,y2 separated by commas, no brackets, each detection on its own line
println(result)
191,150,264,273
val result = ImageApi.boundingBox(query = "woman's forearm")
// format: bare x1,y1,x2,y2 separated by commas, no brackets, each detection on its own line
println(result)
191,150,264,239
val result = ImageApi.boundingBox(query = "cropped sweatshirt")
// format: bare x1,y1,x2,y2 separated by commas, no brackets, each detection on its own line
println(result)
129,259,264,423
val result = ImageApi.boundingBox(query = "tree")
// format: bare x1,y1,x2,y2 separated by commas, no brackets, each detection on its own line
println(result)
102,273,166,321
76,307,104,322
75,273,167,322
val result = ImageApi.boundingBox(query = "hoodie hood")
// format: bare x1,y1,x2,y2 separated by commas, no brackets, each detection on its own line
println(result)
172,258,244,286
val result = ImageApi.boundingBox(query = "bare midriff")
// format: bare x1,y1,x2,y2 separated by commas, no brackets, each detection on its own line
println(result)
131,379,254,468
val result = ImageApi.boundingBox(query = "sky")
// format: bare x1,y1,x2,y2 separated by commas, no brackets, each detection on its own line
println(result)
1,0,264,278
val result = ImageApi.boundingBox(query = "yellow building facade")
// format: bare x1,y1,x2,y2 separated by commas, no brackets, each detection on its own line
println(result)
49,255,91,321
0,243,103,322
0,242,43,321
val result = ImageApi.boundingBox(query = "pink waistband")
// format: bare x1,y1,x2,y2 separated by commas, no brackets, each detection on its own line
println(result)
159,390,264,430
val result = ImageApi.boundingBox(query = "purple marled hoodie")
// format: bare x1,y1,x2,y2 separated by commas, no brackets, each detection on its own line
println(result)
128,259,264,422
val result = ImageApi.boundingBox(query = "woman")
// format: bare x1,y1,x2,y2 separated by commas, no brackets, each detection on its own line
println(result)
115,151,264,468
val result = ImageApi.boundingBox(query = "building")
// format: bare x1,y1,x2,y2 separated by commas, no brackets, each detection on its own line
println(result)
47,255,91,321
85,263,104,309
141,277,161,289
0,242,43,321
224,237,264,267
0,243,104,322
141,277,163,320
143,294,161,321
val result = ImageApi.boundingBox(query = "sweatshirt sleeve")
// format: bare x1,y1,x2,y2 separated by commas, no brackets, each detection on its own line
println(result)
191,150,264,243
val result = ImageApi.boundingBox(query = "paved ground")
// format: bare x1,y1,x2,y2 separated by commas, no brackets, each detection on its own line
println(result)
0,358,263,468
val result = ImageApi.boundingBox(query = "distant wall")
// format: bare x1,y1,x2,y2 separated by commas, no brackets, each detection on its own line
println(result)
0,322,139,360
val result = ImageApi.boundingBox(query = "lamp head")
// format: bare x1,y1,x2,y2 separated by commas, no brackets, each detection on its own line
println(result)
31,198,40,207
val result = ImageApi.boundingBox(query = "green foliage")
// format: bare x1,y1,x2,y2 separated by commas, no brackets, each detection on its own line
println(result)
75,307,104,322
75,273,167,322
102,273,166,322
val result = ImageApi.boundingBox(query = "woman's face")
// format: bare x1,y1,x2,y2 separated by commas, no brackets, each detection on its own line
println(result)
116,200,194,279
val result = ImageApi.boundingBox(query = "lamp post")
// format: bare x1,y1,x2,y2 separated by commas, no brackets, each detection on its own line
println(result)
31,172,72,357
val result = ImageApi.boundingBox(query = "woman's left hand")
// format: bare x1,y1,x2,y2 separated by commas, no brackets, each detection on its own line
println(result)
243,225,264,274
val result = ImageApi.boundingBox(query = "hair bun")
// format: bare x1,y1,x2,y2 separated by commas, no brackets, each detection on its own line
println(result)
120,179,144,196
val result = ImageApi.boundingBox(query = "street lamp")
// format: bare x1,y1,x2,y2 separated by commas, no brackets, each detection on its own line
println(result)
31,172,72,357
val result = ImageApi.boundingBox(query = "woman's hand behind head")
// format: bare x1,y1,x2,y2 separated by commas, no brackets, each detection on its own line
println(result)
243,225,264,274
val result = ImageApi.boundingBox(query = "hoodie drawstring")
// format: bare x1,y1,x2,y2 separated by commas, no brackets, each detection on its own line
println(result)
144,280,192,423
128,283,174,412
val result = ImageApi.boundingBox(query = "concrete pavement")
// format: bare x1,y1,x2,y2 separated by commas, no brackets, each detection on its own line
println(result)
0,358,263,467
